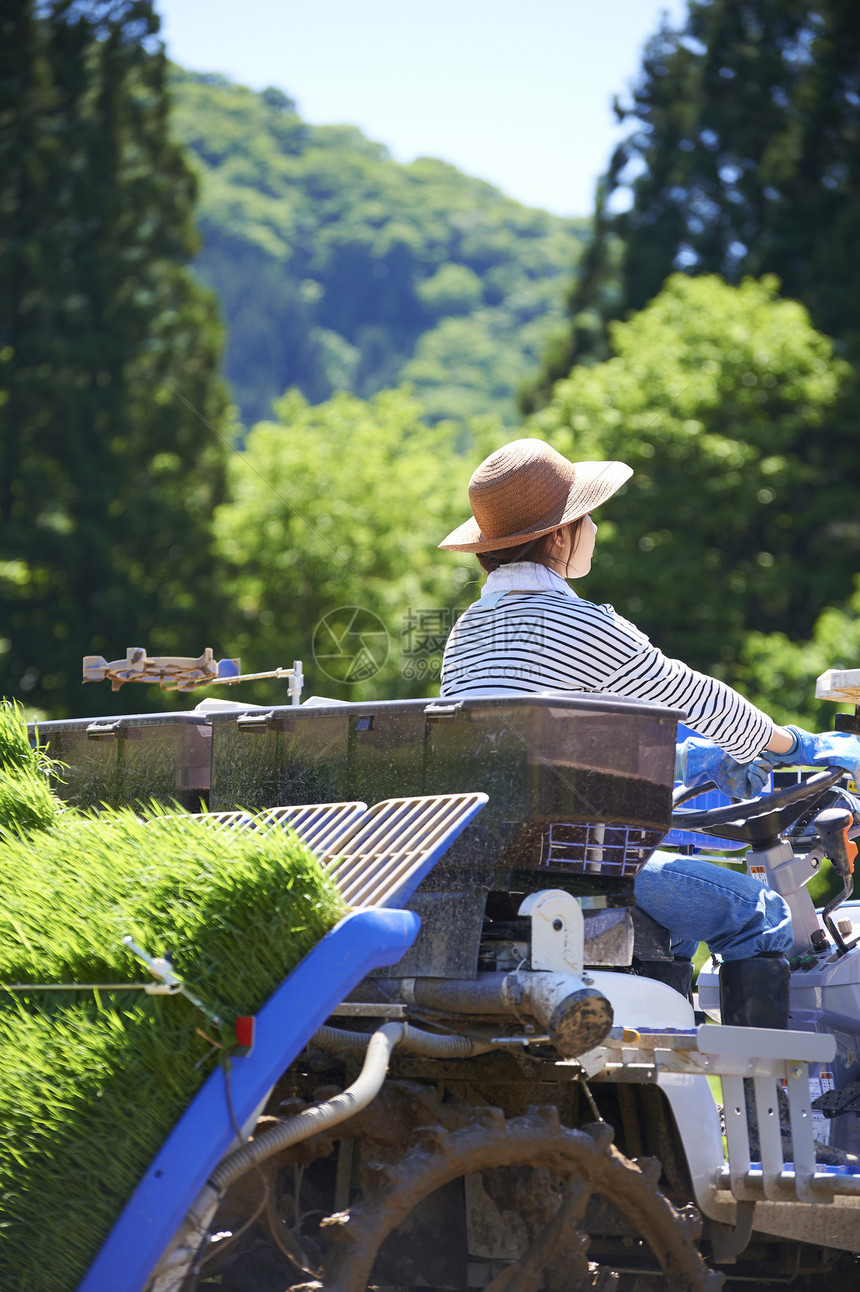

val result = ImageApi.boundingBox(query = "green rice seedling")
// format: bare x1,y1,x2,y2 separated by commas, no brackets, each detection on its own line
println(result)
0,766,60,837
0,699,44,775
0,701,62,835
0,803,347,1292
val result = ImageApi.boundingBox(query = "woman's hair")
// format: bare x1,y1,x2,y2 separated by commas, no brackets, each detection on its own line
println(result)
476,516,586,574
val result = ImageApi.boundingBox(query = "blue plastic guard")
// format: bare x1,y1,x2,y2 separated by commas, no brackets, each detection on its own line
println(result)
77,908,419,1292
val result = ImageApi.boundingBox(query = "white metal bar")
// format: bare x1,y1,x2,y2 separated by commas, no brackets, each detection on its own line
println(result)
342,796,450,852
697,1024,837,1064
754,1076,785,1199
344,801,423,854
786,1065,818,1201
349,853,424,907
581,1026,854,1206
714,1166,860,1199
350,798,481,903
331,1003,408,1018
723,1075,754,1200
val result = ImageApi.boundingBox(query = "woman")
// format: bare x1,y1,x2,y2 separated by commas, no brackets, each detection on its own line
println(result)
439,438,860,1017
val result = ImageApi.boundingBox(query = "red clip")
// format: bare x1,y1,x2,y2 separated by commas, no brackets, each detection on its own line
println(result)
844,829,857,875
234,1015,255,1054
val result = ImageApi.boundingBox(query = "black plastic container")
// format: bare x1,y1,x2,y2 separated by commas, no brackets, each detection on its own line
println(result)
30,711,212,812
209,694,682,886
208,700,425,811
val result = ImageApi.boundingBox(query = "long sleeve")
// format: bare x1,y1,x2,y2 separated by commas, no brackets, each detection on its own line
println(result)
598,631,772,762
441,587,773,763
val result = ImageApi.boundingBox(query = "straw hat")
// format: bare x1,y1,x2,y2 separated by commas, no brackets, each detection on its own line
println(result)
439,438,633,553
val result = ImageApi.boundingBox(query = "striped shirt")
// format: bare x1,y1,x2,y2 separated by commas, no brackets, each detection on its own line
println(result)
440,562,773,763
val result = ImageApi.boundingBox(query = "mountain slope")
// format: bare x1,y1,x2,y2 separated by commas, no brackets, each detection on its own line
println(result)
168,68,589,426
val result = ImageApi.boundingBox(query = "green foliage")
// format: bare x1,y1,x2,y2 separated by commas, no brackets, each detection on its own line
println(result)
400,279,573,426
212,388,500,702
168,68,589,427
416,263,484,317
0,737,344,1291
526,0,860,406
0,3,233,719
734,578,860,728
0,767,58,840
529,273,856,674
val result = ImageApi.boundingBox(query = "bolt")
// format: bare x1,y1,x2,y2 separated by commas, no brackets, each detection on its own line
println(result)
552,918,563,931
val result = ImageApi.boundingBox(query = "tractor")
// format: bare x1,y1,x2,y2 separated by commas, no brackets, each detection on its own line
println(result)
32,666,860,1290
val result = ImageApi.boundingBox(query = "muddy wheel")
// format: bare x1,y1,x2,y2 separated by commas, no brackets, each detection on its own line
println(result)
297,1105,723,1292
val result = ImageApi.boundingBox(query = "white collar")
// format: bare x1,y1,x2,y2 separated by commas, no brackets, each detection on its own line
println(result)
480,562,578,599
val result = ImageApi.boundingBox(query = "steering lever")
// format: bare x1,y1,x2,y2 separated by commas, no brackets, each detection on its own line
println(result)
815,806,859,955
814,807,858,880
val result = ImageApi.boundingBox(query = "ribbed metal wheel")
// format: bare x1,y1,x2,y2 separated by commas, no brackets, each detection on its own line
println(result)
291,1105,723,1292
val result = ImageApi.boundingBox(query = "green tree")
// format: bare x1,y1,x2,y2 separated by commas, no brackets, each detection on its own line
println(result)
734,578,860,730
0,1,231,717
525,0,860,409
213,388,500,703
529,274,856,676
415,263,484,317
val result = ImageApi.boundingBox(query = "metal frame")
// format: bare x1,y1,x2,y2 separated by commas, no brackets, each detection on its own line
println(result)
581,1023,860,1207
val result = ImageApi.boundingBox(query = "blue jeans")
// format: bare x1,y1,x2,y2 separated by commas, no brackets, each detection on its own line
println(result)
634,851,793,961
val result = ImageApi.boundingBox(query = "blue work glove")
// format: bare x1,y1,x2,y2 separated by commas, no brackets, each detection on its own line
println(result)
759,726,860,787
675,737,770,800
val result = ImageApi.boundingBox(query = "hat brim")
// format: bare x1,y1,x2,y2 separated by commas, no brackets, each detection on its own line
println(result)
438,460,633,552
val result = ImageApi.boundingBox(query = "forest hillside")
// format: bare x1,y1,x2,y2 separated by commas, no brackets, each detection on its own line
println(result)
168,67,590,427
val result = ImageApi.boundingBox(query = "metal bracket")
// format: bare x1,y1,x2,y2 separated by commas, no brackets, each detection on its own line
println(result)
518,889,584,976
122,936,221,1026
708,1200,755,1263
423,701,465,721
82,649,303,700
86,719,126,742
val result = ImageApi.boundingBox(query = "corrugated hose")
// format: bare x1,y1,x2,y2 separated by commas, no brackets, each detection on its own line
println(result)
207,1021,492,1195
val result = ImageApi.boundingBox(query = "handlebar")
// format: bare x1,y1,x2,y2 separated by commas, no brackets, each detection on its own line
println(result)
670,767,845,832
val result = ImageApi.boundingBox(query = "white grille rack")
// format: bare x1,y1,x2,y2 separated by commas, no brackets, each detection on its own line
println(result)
582,1024,860,1203
198,793,488,909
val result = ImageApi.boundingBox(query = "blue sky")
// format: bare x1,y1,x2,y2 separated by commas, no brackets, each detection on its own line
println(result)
155,0,689,217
